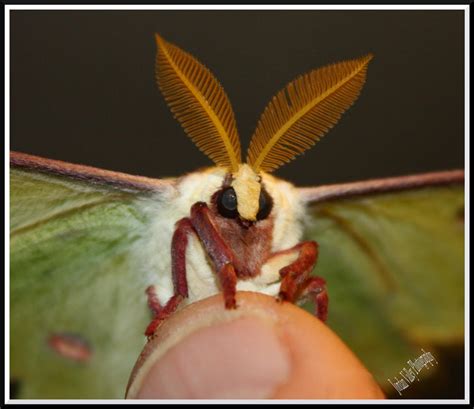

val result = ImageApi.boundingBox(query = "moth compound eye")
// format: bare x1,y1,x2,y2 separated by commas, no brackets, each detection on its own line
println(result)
217,187,238,218
257,188,273,220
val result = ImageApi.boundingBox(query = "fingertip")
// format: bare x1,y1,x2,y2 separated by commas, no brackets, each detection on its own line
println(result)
126,292,384,399
270,299,385,398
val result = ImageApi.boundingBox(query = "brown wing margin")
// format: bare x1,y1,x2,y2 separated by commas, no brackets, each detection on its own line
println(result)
298,170,464,204
10,151,174,193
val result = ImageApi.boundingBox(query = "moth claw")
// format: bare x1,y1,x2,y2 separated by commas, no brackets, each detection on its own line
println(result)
144,318,163,338
224,297,238,309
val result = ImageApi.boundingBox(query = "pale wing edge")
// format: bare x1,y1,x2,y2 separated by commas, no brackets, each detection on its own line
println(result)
298,169,464,204
10,151,175,193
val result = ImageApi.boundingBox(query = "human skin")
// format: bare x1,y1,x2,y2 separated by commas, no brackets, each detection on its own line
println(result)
126,291,385,399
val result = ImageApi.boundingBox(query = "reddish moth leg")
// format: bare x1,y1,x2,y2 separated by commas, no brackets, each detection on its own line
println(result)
145,201,327,337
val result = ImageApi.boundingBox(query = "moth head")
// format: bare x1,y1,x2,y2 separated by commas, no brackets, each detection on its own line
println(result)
215,164,273,223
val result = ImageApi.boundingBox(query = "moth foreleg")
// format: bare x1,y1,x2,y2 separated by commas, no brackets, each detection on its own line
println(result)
298,276,328,322
276,241,328,321
144,218,193,337
190,202,238,309
171,218,194,299
277,241,318,301
145,285,162,316
144,292,184,337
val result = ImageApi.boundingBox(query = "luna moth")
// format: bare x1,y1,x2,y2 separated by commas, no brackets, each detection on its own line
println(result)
10,34,464,399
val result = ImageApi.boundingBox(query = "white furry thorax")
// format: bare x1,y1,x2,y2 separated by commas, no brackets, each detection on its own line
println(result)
138,167,306,308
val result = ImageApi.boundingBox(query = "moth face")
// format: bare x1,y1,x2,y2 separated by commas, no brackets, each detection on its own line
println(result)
215,164,273,225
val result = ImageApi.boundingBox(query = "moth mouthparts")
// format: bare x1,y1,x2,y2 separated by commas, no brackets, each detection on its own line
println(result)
238,218,255,229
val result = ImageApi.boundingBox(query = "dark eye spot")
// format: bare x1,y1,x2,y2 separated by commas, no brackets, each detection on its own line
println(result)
257,188,273,220
217,187,238,218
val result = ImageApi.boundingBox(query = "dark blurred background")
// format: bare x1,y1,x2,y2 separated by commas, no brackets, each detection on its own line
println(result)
10,10,464,188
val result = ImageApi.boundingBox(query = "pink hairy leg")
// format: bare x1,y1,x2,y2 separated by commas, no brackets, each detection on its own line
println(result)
274,241,328,321
145,202,239,336
144,218,193,336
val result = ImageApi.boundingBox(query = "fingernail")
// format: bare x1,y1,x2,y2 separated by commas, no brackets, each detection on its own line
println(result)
131,316,290,399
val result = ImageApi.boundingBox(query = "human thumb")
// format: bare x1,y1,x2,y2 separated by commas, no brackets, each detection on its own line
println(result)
125,291,384,399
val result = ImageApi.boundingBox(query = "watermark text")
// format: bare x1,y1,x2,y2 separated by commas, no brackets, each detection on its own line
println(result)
387,348,438,395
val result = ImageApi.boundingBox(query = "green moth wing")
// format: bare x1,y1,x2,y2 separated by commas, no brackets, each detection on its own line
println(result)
10,151,464,399
10,152,176,399
299,170,464,396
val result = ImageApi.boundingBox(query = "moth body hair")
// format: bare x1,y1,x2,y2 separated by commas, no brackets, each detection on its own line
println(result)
133,167,306,309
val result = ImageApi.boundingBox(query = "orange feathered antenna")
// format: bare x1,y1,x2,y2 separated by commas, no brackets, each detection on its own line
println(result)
155,35,241,172
247,54,374,173
155,34,373,175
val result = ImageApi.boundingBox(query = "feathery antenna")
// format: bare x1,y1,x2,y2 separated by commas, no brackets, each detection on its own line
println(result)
247,54,373,172
155,35,241,172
